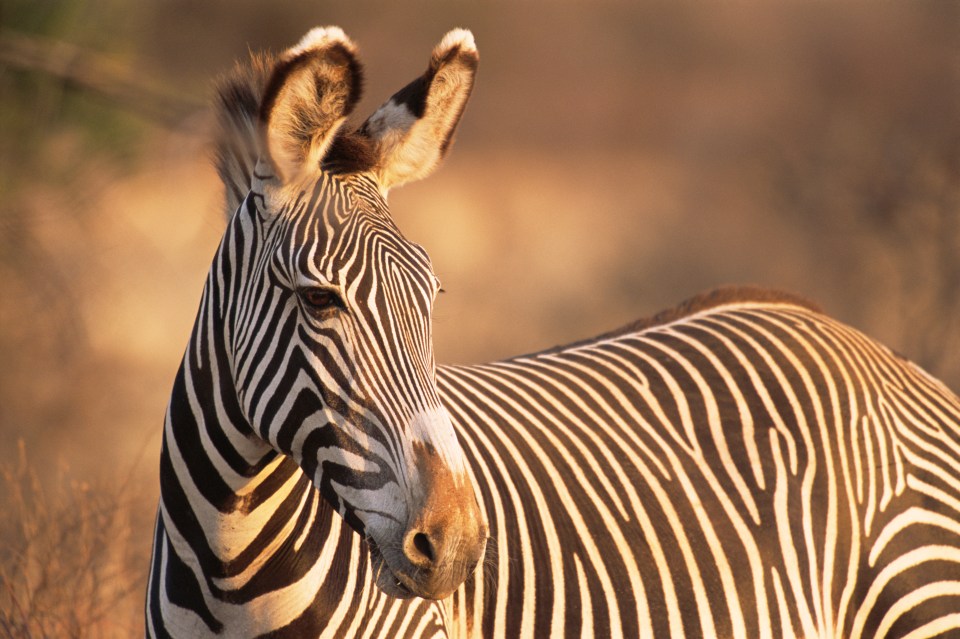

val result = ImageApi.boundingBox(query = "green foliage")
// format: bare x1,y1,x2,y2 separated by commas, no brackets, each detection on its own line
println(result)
0,0,154,190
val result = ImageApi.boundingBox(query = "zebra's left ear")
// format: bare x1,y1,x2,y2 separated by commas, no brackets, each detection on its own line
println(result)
359,29,478,193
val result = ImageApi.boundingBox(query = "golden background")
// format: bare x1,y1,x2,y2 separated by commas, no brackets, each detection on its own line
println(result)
1,2,957,635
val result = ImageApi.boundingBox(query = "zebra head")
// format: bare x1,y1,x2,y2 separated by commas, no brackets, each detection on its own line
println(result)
221,27,485,600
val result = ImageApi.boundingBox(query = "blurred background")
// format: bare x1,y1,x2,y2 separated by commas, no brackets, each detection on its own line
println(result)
1,1,958,635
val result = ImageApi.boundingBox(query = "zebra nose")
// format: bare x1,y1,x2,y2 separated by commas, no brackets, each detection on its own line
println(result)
404,529,438,568
395,493,488,598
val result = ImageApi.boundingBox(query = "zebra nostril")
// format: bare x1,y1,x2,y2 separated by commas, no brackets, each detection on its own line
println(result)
406,530,437,566
414,532,435,562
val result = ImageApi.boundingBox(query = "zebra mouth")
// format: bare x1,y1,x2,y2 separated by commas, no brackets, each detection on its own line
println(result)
367,538,415,599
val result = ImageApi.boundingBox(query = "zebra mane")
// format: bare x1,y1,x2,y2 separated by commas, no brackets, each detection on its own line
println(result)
600,285,822,340
213,50,378,219
495,286,823,362
214,51,276,218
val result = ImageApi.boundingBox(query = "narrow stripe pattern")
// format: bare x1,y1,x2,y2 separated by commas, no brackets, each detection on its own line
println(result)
146,173,463,637
147,32,960,638
439,302,960,637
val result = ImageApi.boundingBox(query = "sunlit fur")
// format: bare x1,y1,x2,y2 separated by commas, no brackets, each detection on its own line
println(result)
147,27,484,637
146,164,484,635
149,26,960,638
440,296,960,637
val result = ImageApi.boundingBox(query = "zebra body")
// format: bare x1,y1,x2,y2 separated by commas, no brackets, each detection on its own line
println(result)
442,292,960,637
146,27,960,638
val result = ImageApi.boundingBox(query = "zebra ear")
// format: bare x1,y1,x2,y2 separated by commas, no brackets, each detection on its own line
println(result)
258,27,363,184
359,29,478,193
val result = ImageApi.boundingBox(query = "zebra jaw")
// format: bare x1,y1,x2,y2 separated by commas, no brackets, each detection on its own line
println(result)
367,537,417,600
366,533,483,601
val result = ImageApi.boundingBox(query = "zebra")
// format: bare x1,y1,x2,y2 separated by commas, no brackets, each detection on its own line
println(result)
147,26,960,638
146,27,486,637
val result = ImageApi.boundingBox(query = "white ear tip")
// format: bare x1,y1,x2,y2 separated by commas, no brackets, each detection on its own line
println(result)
437,28,476,55
289,26,354,57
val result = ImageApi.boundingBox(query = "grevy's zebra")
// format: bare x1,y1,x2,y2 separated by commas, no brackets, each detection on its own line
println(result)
147,28,486,637
146,27,960,638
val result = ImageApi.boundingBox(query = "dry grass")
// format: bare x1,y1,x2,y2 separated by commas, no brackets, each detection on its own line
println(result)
0,441,150,639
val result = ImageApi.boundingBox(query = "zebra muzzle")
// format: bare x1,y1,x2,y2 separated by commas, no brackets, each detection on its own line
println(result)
367,449,488,600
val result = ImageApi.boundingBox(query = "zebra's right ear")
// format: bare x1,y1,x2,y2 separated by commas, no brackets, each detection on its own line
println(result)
258,27,363,185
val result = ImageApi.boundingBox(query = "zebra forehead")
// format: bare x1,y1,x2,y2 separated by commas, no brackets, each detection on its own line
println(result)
279,184,424,259
290,225,434,283
279,175,386,223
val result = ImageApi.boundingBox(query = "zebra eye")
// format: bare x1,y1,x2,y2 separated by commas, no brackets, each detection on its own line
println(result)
300,287,343,314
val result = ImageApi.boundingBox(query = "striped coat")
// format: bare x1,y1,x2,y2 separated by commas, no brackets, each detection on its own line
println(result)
146,26,960,638
441,289,960,637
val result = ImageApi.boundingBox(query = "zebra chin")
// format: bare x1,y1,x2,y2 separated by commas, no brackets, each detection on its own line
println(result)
366,535,484,601
367,539,418,599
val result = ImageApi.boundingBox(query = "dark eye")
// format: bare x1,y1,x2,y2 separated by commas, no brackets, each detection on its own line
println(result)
300,287,344,314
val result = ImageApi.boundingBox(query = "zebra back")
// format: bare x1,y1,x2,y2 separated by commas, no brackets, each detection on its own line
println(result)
438,291,960,638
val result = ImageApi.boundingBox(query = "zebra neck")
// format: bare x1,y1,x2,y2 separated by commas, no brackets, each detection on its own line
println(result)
161,318,325,577
160,329,366,629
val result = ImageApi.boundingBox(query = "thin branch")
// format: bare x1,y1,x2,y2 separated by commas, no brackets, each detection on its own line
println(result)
0,29,206,129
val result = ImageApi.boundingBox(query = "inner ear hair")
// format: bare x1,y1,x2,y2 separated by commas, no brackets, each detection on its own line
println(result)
358,28,479,192
258,27,364,184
